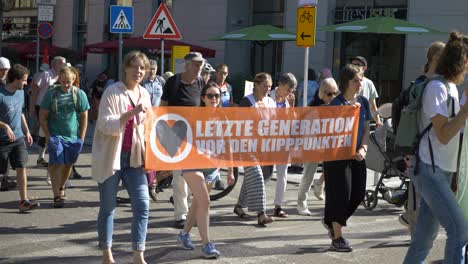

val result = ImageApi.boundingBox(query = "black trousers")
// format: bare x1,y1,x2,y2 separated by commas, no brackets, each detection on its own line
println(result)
323,159,367,228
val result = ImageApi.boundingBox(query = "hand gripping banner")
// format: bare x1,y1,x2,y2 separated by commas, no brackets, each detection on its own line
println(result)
145,106,360,171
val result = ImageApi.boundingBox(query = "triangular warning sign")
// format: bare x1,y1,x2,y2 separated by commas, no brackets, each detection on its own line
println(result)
143,3,182,40
112,10,131,30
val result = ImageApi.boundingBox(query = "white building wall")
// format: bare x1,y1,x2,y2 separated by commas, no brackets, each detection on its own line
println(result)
53,0,74,48
85,0,109,82
172,0,228,67
404,0,468,87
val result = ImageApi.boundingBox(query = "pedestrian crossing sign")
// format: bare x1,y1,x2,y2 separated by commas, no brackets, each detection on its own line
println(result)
143,3,182,40
110,5,133,34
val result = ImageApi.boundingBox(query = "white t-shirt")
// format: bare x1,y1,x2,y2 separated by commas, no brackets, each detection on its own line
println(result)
418,79,460,172
359,77,378,100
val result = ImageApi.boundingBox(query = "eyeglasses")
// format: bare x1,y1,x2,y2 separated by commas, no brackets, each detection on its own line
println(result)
206,93,220,99
326,91,339,97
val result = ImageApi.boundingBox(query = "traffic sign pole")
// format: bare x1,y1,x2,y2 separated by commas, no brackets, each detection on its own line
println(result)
303,47,309,107
296,4,317,106
119,33,123,81
161,39,165,75
36,33,40,74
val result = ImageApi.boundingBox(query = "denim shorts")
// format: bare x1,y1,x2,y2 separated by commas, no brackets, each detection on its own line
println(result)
48,136,83,165
181,168,219,183
0,137,28,173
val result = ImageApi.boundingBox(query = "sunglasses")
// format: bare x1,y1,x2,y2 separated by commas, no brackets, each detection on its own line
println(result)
326,91,339,97
206,93,220,99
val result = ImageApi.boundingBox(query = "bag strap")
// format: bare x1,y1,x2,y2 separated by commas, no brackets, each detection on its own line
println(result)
416,77,453,174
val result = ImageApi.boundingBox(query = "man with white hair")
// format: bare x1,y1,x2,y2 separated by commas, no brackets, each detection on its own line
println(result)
30,56,66,168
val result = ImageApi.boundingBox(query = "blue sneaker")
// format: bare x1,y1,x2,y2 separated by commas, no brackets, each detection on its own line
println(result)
177,231,194,250
330,237,353,252
201,242,221,259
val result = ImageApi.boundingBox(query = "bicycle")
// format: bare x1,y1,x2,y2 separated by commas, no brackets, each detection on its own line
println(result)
299,11,314,23
151,167,240,202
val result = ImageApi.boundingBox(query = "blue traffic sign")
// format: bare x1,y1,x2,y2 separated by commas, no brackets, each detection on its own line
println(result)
37,21,54,38
110,5,133,34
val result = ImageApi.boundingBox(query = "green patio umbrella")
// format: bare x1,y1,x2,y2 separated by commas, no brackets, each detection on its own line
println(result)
209,25,296,70
209,24,296,41
318,16,446,35
318,16,446,100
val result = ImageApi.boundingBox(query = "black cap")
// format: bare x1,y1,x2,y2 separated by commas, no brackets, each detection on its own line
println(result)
350,56,367,67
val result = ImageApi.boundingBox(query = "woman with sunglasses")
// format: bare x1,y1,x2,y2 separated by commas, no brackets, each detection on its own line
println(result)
176,82,235,259
268,73,297,218
322,64,371,252
297,77,339,216
233,72,276,226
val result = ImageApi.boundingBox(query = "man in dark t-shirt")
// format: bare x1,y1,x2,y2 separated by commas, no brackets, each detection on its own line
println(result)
160,52,206,229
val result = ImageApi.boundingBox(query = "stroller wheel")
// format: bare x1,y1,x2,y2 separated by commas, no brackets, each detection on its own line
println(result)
362,190,378,210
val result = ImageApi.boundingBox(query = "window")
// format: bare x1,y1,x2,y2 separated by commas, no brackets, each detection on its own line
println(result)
15,0,35,9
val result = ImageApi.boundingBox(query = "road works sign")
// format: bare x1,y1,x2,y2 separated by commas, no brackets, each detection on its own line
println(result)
110,5,134,34
143,3,182,39
296,6,316,47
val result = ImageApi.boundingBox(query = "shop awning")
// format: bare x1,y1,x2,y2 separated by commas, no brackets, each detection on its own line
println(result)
8,42,81,60
84,37,216,58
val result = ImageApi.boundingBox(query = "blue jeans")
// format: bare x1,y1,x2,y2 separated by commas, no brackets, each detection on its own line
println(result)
404,161,468,264
97,152,149,251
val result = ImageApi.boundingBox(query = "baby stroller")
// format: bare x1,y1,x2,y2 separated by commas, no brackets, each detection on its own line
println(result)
362,118,410,210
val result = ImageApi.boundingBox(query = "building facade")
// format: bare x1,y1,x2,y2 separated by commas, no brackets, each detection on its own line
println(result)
2,0,468,102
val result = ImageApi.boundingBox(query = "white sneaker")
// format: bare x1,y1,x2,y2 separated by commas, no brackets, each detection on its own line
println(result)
65,180,72,188
297,205,312,216
313,179,325,200
45,174,51,185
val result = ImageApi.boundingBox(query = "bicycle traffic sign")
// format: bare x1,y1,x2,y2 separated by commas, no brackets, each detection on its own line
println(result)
110,5,133,34
143,3,181,39
296,6,316,47
37,21,54,39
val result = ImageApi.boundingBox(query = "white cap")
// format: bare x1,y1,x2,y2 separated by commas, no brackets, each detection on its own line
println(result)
0,57,11,69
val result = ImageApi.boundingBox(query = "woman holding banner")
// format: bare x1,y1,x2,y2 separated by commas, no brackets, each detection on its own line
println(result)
269,72,297,218
92,51,152,264
403,32,468,264
297,77,339,216
322,64,371,252
176,82,235,259
233,72,276,226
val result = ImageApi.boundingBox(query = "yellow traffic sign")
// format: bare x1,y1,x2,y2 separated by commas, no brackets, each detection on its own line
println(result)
296,6,316,47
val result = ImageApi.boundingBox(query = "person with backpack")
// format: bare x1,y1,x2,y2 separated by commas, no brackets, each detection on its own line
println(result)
322,64,371,252
30,56,67,168
396,41,445,235
211,63,235,191
402,32,468,264
160,52,206,230
0,64,40,212
141,59,165,202
39,67,90,208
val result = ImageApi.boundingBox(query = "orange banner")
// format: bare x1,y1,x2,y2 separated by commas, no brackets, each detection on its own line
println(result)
145,106,360,171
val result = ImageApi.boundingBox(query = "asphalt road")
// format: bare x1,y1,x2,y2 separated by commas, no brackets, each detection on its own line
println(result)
0,128,446,263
